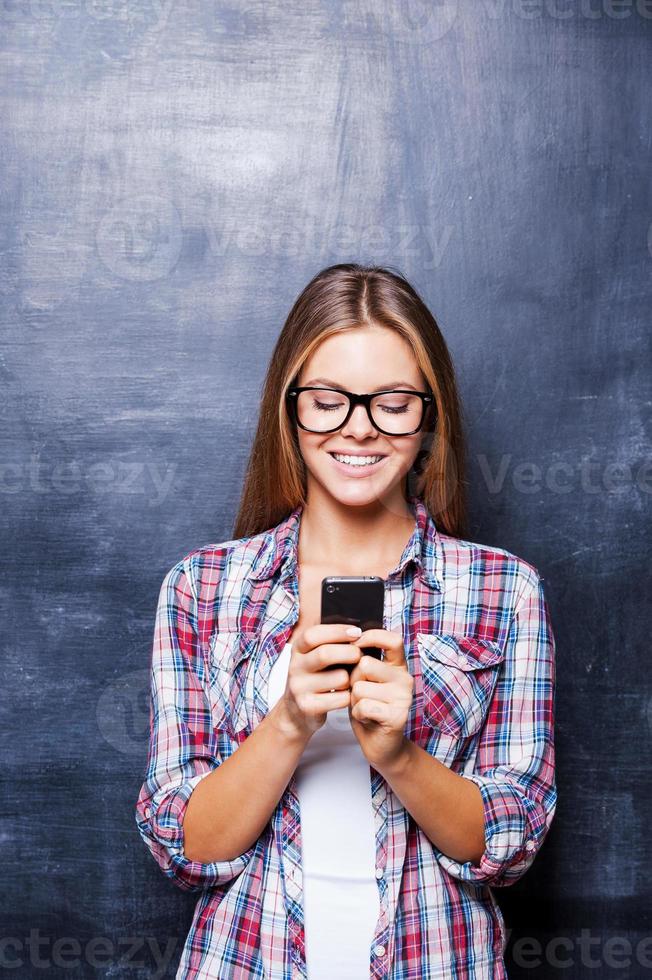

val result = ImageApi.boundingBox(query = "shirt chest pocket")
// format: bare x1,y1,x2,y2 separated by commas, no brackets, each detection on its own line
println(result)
207,631,259,736
416,633,506,739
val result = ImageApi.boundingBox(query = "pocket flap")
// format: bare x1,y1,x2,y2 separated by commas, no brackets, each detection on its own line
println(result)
417,633,505,672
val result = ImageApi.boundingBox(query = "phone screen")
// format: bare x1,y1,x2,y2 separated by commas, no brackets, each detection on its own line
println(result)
320,576,385,669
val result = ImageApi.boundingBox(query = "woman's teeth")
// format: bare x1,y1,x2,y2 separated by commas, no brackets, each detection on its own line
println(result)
331,453,384,467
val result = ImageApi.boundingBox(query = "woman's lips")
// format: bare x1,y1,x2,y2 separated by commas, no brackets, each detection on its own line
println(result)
327,451,388,477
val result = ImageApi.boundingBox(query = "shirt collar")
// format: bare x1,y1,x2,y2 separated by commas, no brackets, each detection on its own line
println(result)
249,494,444,591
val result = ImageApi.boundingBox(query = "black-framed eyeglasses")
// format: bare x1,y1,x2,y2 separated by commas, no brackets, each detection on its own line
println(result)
285,385,435,436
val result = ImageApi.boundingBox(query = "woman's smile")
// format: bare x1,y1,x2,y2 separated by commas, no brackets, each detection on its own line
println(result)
326,450,389,477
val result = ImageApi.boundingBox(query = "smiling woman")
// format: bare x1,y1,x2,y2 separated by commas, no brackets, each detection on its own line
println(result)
135,263,557,980
235,263,465,537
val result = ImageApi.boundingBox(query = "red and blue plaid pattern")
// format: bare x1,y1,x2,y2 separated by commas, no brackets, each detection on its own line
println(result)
135,494,557,979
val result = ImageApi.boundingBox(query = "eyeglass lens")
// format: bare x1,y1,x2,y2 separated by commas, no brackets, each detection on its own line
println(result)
296,389,424,434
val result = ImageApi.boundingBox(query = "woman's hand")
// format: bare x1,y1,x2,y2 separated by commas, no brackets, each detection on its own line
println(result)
275,623,362,740
348,629,414,772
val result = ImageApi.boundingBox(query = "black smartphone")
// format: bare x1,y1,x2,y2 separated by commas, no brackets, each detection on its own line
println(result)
320,575,386,674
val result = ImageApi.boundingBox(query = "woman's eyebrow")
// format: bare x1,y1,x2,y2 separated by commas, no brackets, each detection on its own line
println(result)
302,377,418,392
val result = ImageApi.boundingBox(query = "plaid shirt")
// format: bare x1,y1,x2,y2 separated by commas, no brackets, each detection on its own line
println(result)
135,494,557,979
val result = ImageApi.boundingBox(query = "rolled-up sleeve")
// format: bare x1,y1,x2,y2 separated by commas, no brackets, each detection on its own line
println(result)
434,569,557,888
134,557,256,892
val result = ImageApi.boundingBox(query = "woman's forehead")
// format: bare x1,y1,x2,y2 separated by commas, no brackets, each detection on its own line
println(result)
300,328,422,385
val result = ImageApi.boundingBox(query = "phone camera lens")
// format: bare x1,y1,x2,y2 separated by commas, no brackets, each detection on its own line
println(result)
326,585,335,593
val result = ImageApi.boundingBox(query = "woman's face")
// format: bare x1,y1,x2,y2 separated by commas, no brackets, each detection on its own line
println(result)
294,326,430,509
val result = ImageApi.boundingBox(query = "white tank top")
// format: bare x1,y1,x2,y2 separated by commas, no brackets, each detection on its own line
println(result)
267,641,381,979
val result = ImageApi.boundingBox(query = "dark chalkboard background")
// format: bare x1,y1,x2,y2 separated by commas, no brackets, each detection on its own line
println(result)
1,2,650,978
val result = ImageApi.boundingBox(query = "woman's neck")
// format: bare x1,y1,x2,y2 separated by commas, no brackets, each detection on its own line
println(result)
297,489,416,574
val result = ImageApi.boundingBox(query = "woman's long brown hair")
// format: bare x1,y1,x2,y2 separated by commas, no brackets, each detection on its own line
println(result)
232,263,469,540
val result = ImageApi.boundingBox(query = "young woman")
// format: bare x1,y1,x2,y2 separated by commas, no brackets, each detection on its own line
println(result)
135,263,557,980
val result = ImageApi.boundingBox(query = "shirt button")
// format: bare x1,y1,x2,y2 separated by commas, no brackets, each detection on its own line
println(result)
375,867,383,879
374,944,386,957
144,806,150,819
525,839,536,851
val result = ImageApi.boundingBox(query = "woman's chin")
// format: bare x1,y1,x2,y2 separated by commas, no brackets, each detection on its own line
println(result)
317,472,406,510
